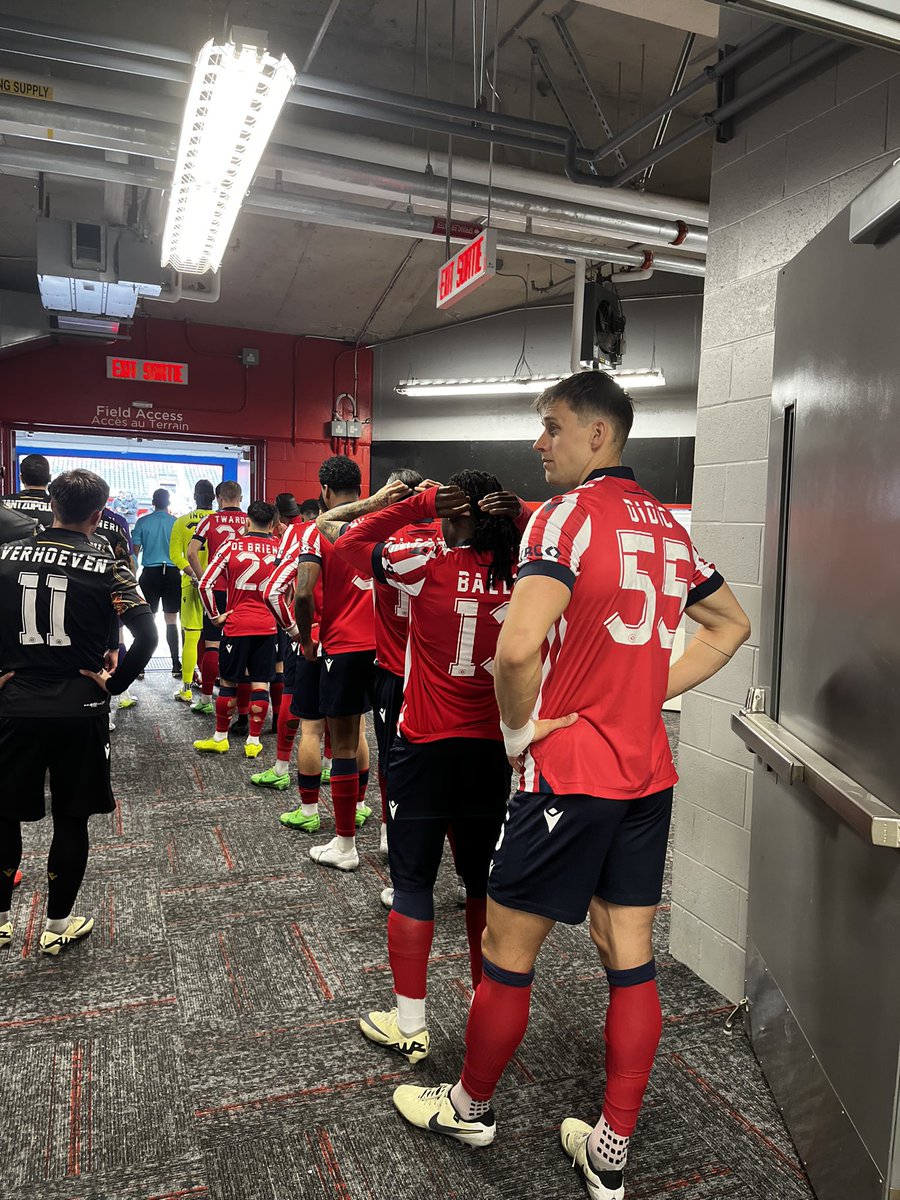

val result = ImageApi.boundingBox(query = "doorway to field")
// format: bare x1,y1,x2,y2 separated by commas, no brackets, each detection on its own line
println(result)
10,429,257,672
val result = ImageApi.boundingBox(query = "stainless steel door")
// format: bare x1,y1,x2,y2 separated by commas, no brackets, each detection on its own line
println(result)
733,191,900,1200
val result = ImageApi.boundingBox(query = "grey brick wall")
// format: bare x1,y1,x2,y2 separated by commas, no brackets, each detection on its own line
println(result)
669,19,900,1001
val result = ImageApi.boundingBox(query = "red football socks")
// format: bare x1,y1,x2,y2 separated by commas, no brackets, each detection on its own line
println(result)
460,957,533,1102
388,910,435,1000
330,758,357,837
248,690,269,738
297,773,320,808
464,897,487,989
215,691,235,734
200,648,219,697
276,705,300,762
236,681,251,716
602,970,662,1136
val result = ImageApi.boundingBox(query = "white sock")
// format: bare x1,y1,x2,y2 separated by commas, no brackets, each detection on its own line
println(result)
323,757,332,770
301,803,318,817
213,730,228,743
245,735,261,747
449,1080,491,1121
396,993,426,1035
45,914,70,934
356,799,368,811
334,835,355,854
588,1114,629,1171
0,910,9,925
273,760,289,776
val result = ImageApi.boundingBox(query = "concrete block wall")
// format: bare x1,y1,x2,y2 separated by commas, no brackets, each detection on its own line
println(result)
669,20,900,1001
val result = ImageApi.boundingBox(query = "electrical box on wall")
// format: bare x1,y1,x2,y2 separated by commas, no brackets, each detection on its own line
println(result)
346,419,362,438
241,347,260,366
331,418,348,437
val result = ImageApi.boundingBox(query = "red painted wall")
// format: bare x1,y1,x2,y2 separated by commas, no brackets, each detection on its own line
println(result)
0,317,372,499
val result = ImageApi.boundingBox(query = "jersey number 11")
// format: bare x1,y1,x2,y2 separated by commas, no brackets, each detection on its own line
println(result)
19,572,71,647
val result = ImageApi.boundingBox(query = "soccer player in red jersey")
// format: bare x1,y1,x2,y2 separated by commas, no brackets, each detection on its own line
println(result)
187,481,247,715
194,500,278,759
262,457,372,856
324,471,532,1065
392,373,752,1194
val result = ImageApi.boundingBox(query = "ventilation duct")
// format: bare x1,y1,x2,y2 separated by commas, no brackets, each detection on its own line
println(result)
36,218,163,319
0,290,49,354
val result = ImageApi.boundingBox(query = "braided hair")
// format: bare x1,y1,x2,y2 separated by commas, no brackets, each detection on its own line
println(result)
448,469,522,590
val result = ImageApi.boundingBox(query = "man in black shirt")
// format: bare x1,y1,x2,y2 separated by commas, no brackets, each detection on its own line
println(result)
0,500,37,546
0,469,157,955
0,453,54,527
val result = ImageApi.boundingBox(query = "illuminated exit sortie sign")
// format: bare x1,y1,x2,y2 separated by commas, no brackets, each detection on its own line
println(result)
436,228,498,310
106,356,189,385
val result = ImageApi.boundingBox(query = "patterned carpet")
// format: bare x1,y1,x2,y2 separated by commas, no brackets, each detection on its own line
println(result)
0,673,813,1200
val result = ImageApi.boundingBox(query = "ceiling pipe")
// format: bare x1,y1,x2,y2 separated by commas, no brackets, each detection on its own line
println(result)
0,94,707,251
569,257,587,374
642,33,696,187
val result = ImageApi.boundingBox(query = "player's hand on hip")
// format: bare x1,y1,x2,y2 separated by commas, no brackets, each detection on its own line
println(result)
433,485,471,518
80,668,111,693
210,610,232,627
479,491,523,519
0,671,14,690
532,713,578,742
104,649,119,672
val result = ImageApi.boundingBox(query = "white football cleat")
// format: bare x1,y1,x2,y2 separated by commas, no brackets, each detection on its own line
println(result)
560,1119,626,1200
309,837,359,871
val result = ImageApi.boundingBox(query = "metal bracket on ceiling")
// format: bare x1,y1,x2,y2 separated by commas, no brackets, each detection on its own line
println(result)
525,37,597,175
548,14,627,172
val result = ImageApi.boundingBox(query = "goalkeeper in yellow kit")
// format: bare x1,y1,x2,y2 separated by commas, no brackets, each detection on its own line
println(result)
169,479,215,707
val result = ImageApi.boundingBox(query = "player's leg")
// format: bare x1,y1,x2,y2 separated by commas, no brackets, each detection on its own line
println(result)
252,640,298,790
0,818,23,945
355,713,372,827
232,680,252,736
177,582,202,703
278,658,324,824
560,787,672,1192
360,797,445,1064
162,568,182,675
195,639,243,752
242,637,275,758
197,601,220,712
40,814,93,952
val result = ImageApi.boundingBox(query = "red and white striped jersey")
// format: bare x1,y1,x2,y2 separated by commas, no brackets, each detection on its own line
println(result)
518,467,723,800
372,520,441,677
262,520,324,639
193,508,247,561
336,490,512,743
199,532,278,637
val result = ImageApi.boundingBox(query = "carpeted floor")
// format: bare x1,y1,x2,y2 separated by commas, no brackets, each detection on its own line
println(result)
0,673,813,1200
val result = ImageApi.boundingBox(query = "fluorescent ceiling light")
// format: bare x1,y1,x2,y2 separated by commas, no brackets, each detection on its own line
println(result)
162,35,295,275
395,368,665,398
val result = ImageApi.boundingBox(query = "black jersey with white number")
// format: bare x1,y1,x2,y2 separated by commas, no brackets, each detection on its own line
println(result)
0,489,53,528
0,529,150,717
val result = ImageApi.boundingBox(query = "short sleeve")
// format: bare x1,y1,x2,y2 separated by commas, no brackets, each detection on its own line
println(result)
516,495,592,591
686,544,725,607
193,514,211,545
296,523,323,565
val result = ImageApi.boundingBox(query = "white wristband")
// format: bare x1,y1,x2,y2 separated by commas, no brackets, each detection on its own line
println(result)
500,719,535,758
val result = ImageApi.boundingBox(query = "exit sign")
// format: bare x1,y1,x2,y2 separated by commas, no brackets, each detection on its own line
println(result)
436,228,498,310
106,356,189,385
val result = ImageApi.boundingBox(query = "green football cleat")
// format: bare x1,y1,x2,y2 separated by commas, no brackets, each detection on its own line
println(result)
191,699,215,715
355,803,373,828
250,767,292,790
279,807,321,831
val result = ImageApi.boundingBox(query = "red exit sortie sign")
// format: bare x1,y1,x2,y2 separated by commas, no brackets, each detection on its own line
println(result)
106,357,189,385
436,228,498,310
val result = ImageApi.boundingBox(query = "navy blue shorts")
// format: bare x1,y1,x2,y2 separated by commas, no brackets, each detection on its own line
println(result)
218,633,277,685
319,649,374,718
202,590,228,642
488,785,674,924
282,638,297,692
289,655,322,721
386,736,510,900
371,664,403,767
275,627,289,667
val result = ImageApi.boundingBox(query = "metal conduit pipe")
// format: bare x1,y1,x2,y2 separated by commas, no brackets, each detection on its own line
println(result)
0,13,194,64
244,187,706,276
567,37,848,188
0,94,707,250
0,144,163,189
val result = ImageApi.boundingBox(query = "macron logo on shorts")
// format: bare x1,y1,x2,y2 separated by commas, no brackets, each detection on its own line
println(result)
225,643,233,653
389,801,398,819
544,807,563,834
325,658,334,672
379,708,387,722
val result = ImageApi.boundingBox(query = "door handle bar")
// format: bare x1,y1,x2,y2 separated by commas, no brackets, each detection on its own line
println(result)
731,709,900,849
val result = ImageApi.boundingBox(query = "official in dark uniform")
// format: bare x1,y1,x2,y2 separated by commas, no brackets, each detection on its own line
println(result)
0,469,157,955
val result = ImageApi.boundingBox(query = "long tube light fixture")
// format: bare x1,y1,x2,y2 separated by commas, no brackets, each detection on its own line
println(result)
395,369,665,398
162,31,295,275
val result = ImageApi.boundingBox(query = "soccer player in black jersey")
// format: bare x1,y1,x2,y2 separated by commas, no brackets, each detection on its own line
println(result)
0,469,157,955
1,453,54,527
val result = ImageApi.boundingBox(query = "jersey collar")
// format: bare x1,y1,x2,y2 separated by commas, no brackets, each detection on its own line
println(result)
583,466,635,483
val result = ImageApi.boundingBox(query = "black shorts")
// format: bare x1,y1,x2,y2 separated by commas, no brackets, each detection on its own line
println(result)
371,665,404,767
282,638,297,692
0,714,115,822
275,627,289,668
202,590,228,642
218,633,277,684
386,736,510,899
488,784,674,925
289,656,323,721
319,649,374,717
140,564,181,614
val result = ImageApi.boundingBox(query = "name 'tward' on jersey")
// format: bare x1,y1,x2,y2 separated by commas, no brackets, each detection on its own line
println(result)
192,508,248,559
0,530,150,717
518,467,724,800
199,533,278,636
